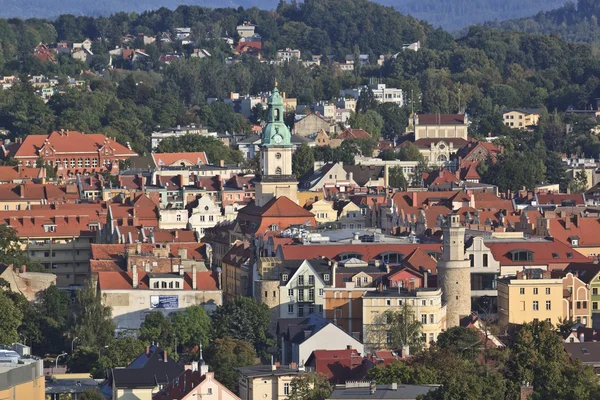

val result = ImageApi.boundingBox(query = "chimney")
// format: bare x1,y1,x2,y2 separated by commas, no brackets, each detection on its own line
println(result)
146,346,150,355
19,183,25,199
132,267,138,289
369,382,376,394
565,216,571,230
346,345,352,350
192,265,197,290
163,350,168,362
219,159,225,167
391,383,398,391
580,332,585,342
411,192,418,206
289,362,297,370
401,345,410,358
423,271,428,288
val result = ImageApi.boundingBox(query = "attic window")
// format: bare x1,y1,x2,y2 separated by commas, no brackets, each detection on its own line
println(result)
582,348,590,355
552,253,559,259
282,274,288,282
510,250,534,262
567,253,574,259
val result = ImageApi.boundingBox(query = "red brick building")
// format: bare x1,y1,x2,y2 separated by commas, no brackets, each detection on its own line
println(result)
13,130,137,176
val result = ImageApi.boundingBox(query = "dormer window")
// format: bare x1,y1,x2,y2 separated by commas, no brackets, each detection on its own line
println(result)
569,236,580,247
510,250,534,262
43,224,57,232
282,274,288,282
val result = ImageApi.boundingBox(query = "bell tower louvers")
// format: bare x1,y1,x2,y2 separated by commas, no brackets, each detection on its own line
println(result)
254,86,298,207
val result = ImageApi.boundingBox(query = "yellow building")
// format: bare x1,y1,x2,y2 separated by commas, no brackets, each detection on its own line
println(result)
0,359,44,400
308,199,337,224
497,270,564,327
502,108,540,129
237,364,303,400
362,287,446,351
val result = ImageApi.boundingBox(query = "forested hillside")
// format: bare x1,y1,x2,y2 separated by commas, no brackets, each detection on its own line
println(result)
488,0,600,44
1,0,600,191
0,0,567,31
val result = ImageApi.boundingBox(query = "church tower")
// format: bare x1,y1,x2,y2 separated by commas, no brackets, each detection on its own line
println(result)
437,213,471,328
254,86,298,207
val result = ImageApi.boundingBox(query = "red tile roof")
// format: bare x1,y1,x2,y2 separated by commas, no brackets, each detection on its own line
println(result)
548,217,600,247
417,114,466,125
486,239,588,266
91,243,206,263
337,129,372,140
280,243,443,262
97,270,219,291
152,152,209,167
536,193,585,206
13,131,137,159
402,248,438,273
0,183,79,202
422,169,459,187
0,166,44,182
305,349,364,384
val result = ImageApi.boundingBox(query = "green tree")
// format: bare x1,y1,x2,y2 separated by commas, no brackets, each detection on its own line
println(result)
436,327,481,360
0,225,46,272
366,361,415,384
378,103,408,139
397,142,424,162
292,143,315,178
94,334,146,375
569,170,588,194
388,166,408,190
348,110,384,139
380,149,397,161
205,338,257,392
0,291,23,344
139,312,176,355
70,281,116,351
211,297,274,357
170,305,212,350
384,304,424,353
289,372,333,400
79,389,105,400
356,87,378,114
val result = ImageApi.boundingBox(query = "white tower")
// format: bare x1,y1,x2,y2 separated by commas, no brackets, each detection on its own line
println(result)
437,213,471,328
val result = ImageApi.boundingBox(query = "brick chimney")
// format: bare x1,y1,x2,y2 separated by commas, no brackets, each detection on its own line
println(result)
132,267,138,289
19,183,25,199
145,346,150,355
163,350,168,362
565,216,571,230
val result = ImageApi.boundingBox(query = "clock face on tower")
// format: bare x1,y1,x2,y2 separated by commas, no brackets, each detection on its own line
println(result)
273,134,283,144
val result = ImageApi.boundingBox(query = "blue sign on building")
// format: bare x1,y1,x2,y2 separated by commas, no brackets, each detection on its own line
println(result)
150,295,179,309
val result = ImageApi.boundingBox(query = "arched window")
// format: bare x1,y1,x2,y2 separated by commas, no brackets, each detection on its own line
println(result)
378,252,405,264
92,158,98,167
84,158,90,167
275,167,282,175
70,158,76,168
437,154,448,162
275,108,280,121
77,158,83,168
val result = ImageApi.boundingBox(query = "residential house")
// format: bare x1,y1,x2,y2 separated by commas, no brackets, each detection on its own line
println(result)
294,113,334,137
0,166,45,184
404,114,469,164
277,314,365,365
497,270,564,327
328,382,440,400
106,346,183,400
154,358,239,400
188,195,225,235
564,342,600,373
237,364,303,400
0,264,56,301
1,203,106,287
560,271,592,326
307,199,337,224
535,213,600,258
502,108,540,128
565,263,600,328
222,241,253,301
71,48,93,63
236,22,257,38
304,348,365,384
151,152,209,167
277,48,301,62
150,125,213,150
314,129,331,147
339,84,404,107
299,163,356,192
362,287,446,351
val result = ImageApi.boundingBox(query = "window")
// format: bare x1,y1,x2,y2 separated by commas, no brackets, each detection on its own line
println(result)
594,302,598,311
298,290,304,302
175,282,180,288
169,282,174,288
284,383,290,395
584,301,588,309
546,300,551,310
421,300,426,306
469,254,474,267
511,250,534,262
298,306,304,317
207,388,212,395
324,274,330,282
533,301,539,311
275,167,282,175
386,299,391,306
3,205,7,211
275,153,282,159
176,214,181,221
282,274,288,282
162,281,167,288
546,288,551,295
429,314,434,324
288,289,294,296
429,333,434,343
421,314,427,324
319,288,323,296
288,304,294,314
520,288,525,295
209,215,214,222
594,288,599,296
577,301,582,309
308,305,314,314
483,254,488,267
298,275,305,286
308,288,315,301
386,331,393,344
533,288,538,295
308,275,315,285
154,282,159,288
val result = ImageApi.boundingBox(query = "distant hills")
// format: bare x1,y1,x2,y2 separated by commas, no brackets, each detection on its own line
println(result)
0,0,569,31
487,0,600,44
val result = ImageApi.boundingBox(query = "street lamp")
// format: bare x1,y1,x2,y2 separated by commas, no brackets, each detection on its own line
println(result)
71,337,79,353
55,352,67,369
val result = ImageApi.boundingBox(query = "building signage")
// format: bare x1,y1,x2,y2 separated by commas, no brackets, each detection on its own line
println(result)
150,295,179,309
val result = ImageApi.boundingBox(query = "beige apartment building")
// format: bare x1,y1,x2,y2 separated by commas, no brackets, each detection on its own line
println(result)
0,357,44,400
362,287,446,351
237,364,304,400
497,270,564,327
502,108,540,128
